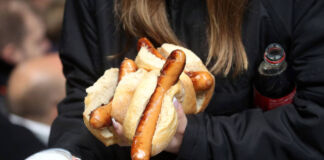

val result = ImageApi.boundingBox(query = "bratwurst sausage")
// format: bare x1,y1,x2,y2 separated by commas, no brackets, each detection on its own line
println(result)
119,58,138,82
131,50,186,160
185,71,213,92
137,37,166,60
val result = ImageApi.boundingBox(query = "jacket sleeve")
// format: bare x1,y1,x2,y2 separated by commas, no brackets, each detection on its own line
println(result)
178,1,324,159
48,0,118,159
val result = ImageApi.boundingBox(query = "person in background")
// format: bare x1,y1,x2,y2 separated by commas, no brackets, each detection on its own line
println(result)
28,0,54,14
7,54,66,145
0,0,50,115
27,0,65,52
43,0,65,52
0,54,64,160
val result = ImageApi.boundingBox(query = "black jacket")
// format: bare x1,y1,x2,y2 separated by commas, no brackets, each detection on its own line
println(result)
49,0,324,159
0,114,45,160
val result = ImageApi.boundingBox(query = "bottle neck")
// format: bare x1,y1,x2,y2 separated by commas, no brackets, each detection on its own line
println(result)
264,52,286,64
258,60,287,76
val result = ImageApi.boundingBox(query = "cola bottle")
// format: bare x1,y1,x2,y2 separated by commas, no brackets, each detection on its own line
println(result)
254,43,296,110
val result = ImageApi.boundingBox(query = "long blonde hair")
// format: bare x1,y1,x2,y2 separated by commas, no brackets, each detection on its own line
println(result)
115,0,248,76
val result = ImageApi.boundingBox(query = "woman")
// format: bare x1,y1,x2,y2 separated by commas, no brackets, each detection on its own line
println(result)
49,0,324,159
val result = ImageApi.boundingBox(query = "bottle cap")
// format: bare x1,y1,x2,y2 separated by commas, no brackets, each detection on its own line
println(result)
264,43,285,64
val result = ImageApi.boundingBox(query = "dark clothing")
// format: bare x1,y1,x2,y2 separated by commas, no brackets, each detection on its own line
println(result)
0,95,7,116
0,114,45,160
0,59,13,115
49,0,324,159
0,59,13,88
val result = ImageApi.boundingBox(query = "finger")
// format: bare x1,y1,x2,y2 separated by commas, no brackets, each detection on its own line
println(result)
176,103,185,119
173,97,185,119
72,156,81,160
112,118,130,146
173,97,187,134
173,97,181,109
112,118,123,136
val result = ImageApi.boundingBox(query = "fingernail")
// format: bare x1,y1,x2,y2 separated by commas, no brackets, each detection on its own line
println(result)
173,97,180,109
112,118,117,128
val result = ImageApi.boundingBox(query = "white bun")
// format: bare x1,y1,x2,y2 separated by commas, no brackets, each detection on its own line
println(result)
158,43,208,72
135,46,165,71
123,70,179,155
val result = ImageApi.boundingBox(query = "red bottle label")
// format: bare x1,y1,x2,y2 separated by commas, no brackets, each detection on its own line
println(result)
254,87,296,111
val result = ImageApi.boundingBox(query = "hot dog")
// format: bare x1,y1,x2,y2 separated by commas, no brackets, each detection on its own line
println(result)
89,58,137,129
137,38,214,95
131,50,186,160
158,43,215,113
136,41,215,113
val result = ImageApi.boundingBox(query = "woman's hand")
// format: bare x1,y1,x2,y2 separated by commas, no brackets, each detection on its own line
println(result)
164,98,187,153
112,98,188,153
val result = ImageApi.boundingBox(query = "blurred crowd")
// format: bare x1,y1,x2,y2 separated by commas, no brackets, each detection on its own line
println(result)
0,0,66,159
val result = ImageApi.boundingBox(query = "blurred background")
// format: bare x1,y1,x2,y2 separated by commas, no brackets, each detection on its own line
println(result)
0,0,66,159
